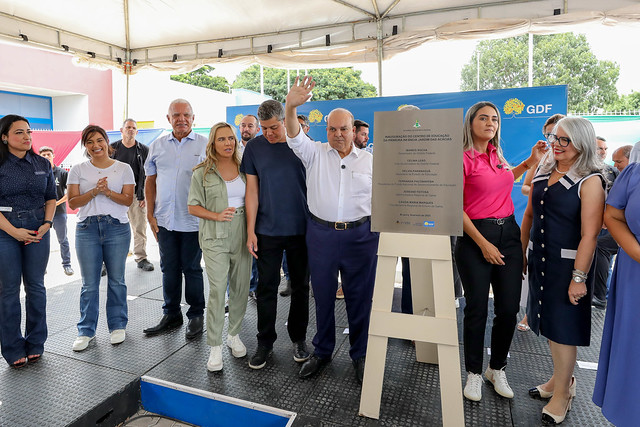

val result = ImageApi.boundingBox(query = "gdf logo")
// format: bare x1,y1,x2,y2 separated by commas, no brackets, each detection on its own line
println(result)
526,104,553,114
504,98,553,116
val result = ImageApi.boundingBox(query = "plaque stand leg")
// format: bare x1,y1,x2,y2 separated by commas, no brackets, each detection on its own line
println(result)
358,233,464,427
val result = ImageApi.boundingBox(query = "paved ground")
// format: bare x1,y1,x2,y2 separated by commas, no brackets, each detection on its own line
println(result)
1,214,613,426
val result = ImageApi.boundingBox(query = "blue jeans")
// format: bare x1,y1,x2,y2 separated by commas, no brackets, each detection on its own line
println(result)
0,208,49,364
157,227,204,318
52,210,71,267
75,215,130,337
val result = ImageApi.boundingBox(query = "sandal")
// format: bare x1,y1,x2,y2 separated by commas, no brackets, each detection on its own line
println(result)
27,354,42,363
10,357,27,368
517,322,531,332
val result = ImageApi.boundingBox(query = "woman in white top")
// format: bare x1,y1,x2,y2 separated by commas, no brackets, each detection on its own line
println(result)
68,125,134,351
188,122,252,372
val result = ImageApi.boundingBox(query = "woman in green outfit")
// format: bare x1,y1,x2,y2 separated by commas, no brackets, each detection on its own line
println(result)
188,122,252,371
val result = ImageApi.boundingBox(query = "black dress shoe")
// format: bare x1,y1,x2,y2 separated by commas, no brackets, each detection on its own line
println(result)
293,340,310,362
137,259,154,271
185,316,204,339
143,314,183,336
353,356,366,384
299,354,329,379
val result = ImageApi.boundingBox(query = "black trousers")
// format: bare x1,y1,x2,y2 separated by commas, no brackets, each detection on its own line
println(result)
255,234,309,349
592,229,618,302
455,217,522,374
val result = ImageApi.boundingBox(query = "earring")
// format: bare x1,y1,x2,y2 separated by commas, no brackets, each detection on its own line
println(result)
2,139,7,144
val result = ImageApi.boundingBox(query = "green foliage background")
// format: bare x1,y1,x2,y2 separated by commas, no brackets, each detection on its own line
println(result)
460,33,626,113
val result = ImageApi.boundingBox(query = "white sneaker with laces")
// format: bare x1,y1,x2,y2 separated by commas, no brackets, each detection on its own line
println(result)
464,372,483,401
72,335,95,352
227,334,247,358
485,367,514,398
207,345,223,372
110,329,126,345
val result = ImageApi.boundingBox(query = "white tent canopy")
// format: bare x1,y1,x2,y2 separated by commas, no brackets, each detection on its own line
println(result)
2,0,640,77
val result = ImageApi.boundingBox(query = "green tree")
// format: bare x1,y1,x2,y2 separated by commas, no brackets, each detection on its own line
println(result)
232,65,377,102
605,91,640,112
460,33,620,113
170,65,230,93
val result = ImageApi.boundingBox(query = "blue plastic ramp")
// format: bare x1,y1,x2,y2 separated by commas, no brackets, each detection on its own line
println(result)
140,376,295,427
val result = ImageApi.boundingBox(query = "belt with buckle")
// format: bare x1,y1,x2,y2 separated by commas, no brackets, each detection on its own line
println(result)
310,213,370,230
474,215,515,226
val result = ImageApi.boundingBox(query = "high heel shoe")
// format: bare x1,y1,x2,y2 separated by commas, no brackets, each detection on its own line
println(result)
541,397,573,425
529,376,576,399
529,384,553,399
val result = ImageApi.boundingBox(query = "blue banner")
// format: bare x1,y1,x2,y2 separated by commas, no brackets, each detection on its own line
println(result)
227,86,568,224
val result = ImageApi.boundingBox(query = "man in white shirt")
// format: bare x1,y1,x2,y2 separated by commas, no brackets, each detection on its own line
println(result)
284,76,379,384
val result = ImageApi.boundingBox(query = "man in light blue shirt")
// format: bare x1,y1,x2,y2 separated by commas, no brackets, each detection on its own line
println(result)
143,99,207,339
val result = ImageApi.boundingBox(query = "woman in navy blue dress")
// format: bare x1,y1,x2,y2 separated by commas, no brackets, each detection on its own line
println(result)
593,161,640,427
521,117,605,425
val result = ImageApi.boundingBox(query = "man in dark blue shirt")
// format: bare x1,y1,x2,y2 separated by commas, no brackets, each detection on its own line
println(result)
240,99,311,369
39,146,74,276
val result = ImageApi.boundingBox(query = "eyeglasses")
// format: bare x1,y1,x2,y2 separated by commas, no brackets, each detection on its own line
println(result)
547,134,572,147
543,132,552,139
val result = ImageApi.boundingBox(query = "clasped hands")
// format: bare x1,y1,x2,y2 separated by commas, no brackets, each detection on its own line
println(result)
94,177,110,196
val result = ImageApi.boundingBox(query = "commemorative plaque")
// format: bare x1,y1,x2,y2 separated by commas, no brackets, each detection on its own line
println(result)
371,108,463,236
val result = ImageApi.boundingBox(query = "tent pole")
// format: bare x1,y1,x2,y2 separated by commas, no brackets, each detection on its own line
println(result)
125,71,130,119
376,19,383,97
124,0,131,121
528,33,533,87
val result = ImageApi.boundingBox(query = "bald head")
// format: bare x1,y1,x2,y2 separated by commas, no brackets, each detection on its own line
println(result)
612,145,633,172
326,108,355,158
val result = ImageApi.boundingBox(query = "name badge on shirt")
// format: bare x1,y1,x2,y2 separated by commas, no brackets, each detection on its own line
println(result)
0,207,13,212
34,171,47,175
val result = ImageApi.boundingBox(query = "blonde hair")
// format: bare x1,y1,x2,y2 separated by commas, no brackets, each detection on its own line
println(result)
194,122,240,183
462,101,507,165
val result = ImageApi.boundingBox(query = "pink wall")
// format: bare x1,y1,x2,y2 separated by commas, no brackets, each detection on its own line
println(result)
0,43,113,129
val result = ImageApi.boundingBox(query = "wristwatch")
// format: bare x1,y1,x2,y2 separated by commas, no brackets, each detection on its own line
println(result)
43,220,53,227
572,275,586,283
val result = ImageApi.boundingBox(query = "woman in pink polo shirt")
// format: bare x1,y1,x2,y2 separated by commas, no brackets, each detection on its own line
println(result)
455,101,546,402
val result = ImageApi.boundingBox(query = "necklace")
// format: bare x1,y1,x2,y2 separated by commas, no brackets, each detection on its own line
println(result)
555,166,569,175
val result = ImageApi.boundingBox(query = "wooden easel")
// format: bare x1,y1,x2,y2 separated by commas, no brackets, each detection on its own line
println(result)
358,232,464,426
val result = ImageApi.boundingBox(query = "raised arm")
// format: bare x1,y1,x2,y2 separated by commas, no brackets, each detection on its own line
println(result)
511,140,548,181
285,75,315,138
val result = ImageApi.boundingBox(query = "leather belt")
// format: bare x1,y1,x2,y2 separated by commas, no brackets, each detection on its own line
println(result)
473,215,515,226
310,213,370,231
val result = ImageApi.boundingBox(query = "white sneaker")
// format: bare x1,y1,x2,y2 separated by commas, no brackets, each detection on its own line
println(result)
207,345,223,372
485,367,514,398
464,372,483,401
110,329,126,345
227,334,247,358
72,336,95,352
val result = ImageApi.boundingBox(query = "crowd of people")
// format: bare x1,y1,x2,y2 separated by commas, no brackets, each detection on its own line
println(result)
1,78,639,426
